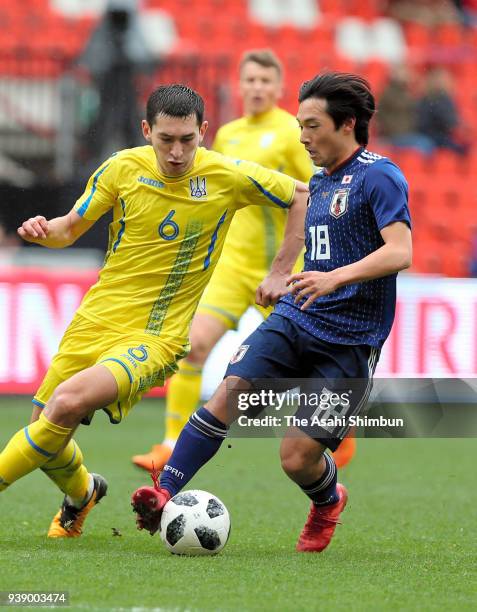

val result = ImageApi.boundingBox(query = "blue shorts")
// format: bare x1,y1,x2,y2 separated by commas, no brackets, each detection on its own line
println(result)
226,313,380,451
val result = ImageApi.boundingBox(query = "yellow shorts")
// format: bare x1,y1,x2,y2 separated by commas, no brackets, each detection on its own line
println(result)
197,252,304,330
34,314,187,424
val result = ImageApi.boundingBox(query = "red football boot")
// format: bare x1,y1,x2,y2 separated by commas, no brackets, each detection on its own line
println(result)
296,483,348,552
131,468,171,535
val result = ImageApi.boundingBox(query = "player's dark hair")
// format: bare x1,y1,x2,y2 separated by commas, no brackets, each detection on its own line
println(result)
146,84,205,126
299,72,375,146
240,49,283,78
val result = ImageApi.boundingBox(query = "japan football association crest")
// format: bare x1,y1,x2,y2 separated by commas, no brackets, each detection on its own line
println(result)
330,188,349,219
230,345,249,364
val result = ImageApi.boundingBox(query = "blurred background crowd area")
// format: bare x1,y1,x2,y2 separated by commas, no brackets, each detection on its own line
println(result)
1,0,477,277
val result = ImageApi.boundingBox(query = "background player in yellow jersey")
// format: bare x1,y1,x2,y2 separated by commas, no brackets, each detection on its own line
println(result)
132,51,359,472
0,84,308,537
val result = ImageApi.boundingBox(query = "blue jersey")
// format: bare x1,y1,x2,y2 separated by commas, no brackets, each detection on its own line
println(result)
275,148,411,349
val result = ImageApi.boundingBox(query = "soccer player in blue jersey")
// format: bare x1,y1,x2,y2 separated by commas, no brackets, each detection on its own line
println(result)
132,73,412,552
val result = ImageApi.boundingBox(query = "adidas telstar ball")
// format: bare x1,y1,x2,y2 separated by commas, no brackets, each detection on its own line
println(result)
159,490,231,555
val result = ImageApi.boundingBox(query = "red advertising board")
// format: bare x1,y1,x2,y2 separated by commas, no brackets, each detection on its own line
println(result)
0,267,167,396
0,267,476,396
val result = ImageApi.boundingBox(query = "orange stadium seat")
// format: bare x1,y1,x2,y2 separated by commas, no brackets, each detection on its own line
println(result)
464,26,477,49
318,0,347,18
2,0,476,279
392,150,428,176
431,151,462,175
302,25,336,51
417,246,445,275
435,23,463,47
364,60,389,94
463,150,477,176
0,0,99,65
346,0,382,20
410,226,434,271
442,247,470,277
404,22,431,48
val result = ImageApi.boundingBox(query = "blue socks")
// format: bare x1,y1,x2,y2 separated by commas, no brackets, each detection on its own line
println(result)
300,453,339,506
159,407,337,508
160,407,227,497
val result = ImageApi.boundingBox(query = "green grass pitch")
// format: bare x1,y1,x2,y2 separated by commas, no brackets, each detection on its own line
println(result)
0,397,475,611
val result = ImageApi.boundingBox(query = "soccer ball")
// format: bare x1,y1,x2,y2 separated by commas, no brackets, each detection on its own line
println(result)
159,489,231,556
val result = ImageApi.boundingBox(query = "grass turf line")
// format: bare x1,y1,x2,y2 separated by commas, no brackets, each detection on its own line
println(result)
0,398,475,611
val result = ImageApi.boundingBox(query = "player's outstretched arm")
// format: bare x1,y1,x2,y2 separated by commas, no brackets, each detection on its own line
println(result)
256,180,309,307
288,221,412,310
17,208,95,248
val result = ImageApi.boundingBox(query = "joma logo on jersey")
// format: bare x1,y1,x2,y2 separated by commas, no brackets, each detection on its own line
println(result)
138,175,164,189
330,188,349,219
190,176,207,199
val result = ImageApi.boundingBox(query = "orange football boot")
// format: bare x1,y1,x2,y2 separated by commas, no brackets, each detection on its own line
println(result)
131,444,173,473
47,473,108,538
332,433,356,468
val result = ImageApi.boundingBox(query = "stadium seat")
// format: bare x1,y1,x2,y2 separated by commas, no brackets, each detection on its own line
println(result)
404,22,431,49
346,0,381,21
435,23,463,48
431,151,462,175
462,150,477,177
419,246,444,275
442,247,470,278
319,0,346,18
392,150,427,176
2,0,475,282
363,60,389,94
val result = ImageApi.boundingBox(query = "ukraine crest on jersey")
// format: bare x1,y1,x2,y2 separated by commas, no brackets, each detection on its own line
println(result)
73,146,295,346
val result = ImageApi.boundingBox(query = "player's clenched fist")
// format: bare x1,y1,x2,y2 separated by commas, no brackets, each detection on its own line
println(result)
18,215,49,241
256,270,289,308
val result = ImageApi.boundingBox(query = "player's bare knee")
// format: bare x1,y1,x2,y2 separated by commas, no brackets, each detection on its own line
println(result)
280,449,309,478
186,336,213,365
280,438,324,479
45,385,85,425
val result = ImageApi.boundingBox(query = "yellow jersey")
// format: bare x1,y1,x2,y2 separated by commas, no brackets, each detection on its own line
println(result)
213,106,313,271
73,145,295,346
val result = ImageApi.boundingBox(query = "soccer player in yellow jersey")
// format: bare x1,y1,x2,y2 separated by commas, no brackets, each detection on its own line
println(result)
133,51,359,472
0,84,308,537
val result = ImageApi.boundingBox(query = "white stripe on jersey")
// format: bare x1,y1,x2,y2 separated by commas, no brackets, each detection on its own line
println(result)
358,150,384,164
362,150,383,160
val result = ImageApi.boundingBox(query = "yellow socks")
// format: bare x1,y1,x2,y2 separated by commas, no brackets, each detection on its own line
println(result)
0,412,72,491
41,439,90,502
164,360,202,443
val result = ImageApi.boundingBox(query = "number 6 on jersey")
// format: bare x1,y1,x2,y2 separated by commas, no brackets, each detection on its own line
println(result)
159,210,179,241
